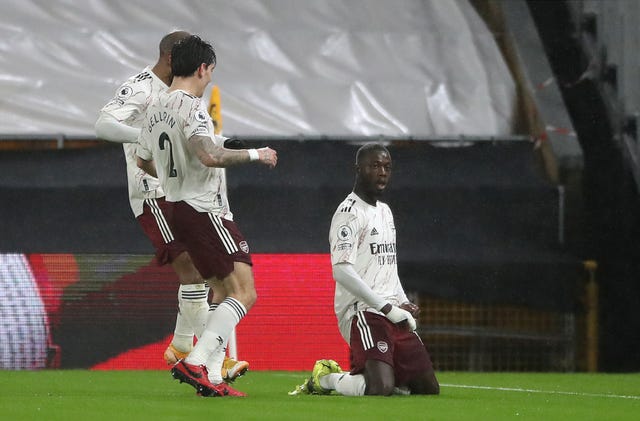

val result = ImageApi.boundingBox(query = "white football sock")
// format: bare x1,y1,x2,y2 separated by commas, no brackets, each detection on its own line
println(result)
206,344,227,384
205,302,227,384
185,297,246,366
170,310,194,353
321,373,366,396
177,284,209,339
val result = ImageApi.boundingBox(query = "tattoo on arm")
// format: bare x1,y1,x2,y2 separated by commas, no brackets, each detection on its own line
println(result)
188,135,249,168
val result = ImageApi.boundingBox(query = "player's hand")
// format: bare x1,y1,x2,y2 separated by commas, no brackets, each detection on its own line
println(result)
384,305,416,331
400,302,420,318
258,147,277,168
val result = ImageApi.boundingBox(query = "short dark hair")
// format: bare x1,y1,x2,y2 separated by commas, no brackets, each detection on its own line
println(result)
356,143,390,165
171,35,217,77
158,31,191,56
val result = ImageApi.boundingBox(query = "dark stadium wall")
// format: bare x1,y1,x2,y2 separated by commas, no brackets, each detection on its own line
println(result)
528,0,640,371
0,141,580,311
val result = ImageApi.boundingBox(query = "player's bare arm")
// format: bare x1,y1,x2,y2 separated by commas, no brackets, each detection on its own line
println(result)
188,134,278,168
136,156,158,178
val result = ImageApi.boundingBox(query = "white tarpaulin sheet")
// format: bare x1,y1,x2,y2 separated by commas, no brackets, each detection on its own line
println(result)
0,0,515,138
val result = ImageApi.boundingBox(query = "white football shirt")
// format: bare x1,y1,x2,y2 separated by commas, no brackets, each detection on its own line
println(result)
98,67,166,217
329,192,408,342
137,89,232,219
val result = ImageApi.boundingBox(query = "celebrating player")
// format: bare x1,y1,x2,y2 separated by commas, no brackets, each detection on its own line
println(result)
136,35,277,397
291,143,439,396
95,31,248,382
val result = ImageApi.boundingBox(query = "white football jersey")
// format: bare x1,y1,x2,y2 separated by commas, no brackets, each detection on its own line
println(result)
99,66,166,217
329,192,408,342
137,89,232,219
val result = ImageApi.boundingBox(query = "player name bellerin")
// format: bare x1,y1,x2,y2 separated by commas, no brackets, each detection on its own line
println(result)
147,111,176,132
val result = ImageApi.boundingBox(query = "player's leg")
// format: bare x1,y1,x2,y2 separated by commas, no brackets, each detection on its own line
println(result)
406,367,440,395
202,280,225,384
138,198,207,362
290,359,388,396
171,249,202,285
169,204,253,396
172,252,208,338
393,330,439,395
187,262,256,366
363,359,395,395
315,360,368,396
289,314,399,397
164,308,194,364
314,361,399,396
288,359,351,395
327,372,366,396
176,264,252,396
348,311,397,396
204,280,250,384
166,281,208,364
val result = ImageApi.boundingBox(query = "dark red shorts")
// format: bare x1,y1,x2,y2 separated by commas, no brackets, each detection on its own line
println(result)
136,198,187,265
170,201,252,280
349,311,433,386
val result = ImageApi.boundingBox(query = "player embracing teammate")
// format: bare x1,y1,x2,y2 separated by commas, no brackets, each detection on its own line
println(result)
96,31,250,392
136,35,277,397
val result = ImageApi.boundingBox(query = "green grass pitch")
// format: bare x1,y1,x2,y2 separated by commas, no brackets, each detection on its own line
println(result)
1,370,638,420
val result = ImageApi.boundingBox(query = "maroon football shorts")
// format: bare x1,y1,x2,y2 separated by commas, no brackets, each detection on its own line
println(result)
136,197,187,265
170,200,252,280
349,310,433,386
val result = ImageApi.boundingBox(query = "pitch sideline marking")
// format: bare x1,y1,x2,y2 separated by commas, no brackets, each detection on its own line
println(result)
442,383,640,400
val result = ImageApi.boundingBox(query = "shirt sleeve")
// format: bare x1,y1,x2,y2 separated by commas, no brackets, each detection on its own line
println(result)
95,113,140,143
329,208,361,266
332,262,387,311
100,81,148,122
185,105,214,140
136,121,153,161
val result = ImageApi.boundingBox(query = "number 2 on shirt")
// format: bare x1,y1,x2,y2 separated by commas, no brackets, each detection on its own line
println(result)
158,132,177,177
